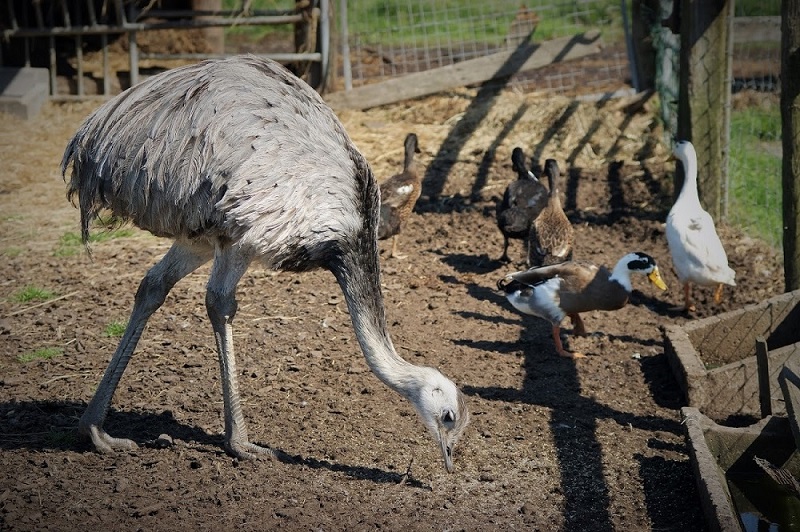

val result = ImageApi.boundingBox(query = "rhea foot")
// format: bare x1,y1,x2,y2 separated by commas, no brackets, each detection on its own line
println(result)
81,424,138,453
225,438,279,461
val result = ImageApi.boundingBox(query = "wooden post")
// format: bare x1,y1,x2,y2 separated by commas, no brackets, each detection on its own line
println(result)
782,0,800,291
631,0,663,91
193,0,224,54
675,0,734,219
755,337,771,418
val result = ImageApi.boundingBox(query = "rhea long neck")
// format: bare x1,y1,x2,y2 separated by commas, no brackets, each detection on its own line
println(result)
330,236,421,400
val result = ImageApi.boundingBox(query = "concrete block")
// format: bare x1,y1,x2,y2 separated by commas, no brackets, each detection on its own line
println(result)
0,67,49,120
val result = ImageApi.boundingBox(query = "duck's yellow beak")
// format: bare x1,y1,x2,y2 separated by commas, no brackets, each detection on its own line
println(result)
648,267,668,291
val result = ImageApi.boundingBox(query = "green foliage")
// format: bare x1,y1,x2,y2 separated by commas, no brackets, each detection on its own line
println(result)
222,0,293,40
18,347,63,363
728,103,782,246
55,228,135,256
222,0,625,48
104,320,128,338
13,285,57,303
734,0,780,16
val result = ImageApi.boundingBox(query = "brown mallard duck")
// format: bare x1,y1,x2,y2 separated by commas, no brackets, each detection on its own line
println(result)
497,252,667,358
495,147,548,263
527,158,574,267
378,133,422,258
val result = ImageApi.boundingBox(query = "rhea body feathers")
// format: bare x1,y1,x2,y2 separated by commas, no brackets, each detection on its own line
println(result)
62,55,468,472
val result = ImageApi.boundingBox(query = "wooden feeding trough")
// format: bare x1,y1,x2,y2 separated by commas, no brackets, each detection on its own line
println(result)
664,290,800,422
682,407,800,531
682,362,800,531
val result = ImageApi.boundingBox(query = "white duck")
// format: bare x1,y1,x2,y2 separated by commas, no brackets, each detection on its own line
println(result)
666,140,736,312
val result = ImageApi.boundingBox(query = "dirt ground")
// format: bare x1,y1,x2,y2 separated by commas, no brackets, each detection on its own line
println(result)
0,79,786,531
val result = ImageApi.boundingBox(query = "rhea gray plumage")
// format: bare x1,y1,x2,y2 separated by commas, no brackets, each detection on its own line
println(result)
62,55,468,472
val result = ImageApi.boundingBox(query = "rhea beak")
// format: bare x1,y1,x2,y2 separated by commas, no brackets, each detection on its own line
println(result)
440,430,454,473
648,267,668,291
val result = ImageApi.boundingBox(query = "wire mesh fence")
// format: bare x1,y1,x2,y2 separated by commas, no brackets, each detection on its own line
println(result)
336,0,632,97
652,1,782,249
727,2,782,249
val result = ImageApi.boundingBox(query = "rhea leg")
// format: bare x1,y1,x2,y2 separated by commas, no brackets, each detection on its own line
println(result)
79,242,211,452
205,246,274,460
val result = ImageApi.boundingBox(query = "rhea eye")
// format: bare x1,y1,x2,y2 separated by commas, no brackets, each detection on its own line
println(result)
442,410,455,423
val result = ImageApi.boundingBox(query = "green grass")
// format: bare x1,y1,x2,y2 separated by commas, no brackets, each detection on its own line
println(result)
3,247,23,258
735,0,780,16
222,0,294,41
18,347,63,363
104,320,128,337
55,227,135,256
222,0,625,48
727,103,782,246
13,285,58,303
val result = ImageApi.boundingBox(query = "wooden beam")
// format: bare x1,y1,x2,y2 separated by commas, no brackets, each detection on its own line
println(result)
734,16,780,43
325,30,602,111
676,0,734,220
755,336,771,418
782,1,800,291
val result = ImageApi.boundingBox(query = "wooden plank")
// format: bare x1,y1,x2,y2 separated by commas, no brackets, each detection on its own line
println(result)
783,1,800,291
755,336,771,417
325,30,602,111
734,16,780,43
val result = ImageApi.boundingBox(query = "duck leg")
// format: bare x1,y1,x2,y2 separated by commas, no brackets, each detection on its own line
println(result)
683,282,696,312
552,325,585,359
568,313,586,336
499,237,511,263
713,283,725,304
388,234,406,259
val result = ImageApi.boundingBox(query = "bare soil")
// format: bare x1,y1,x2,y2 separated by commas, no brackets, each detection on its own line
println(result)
0,83,785,531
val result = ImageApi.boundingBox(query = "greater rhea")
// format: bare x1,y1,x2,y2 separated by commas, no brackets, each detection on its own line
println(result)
62,55,468,472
